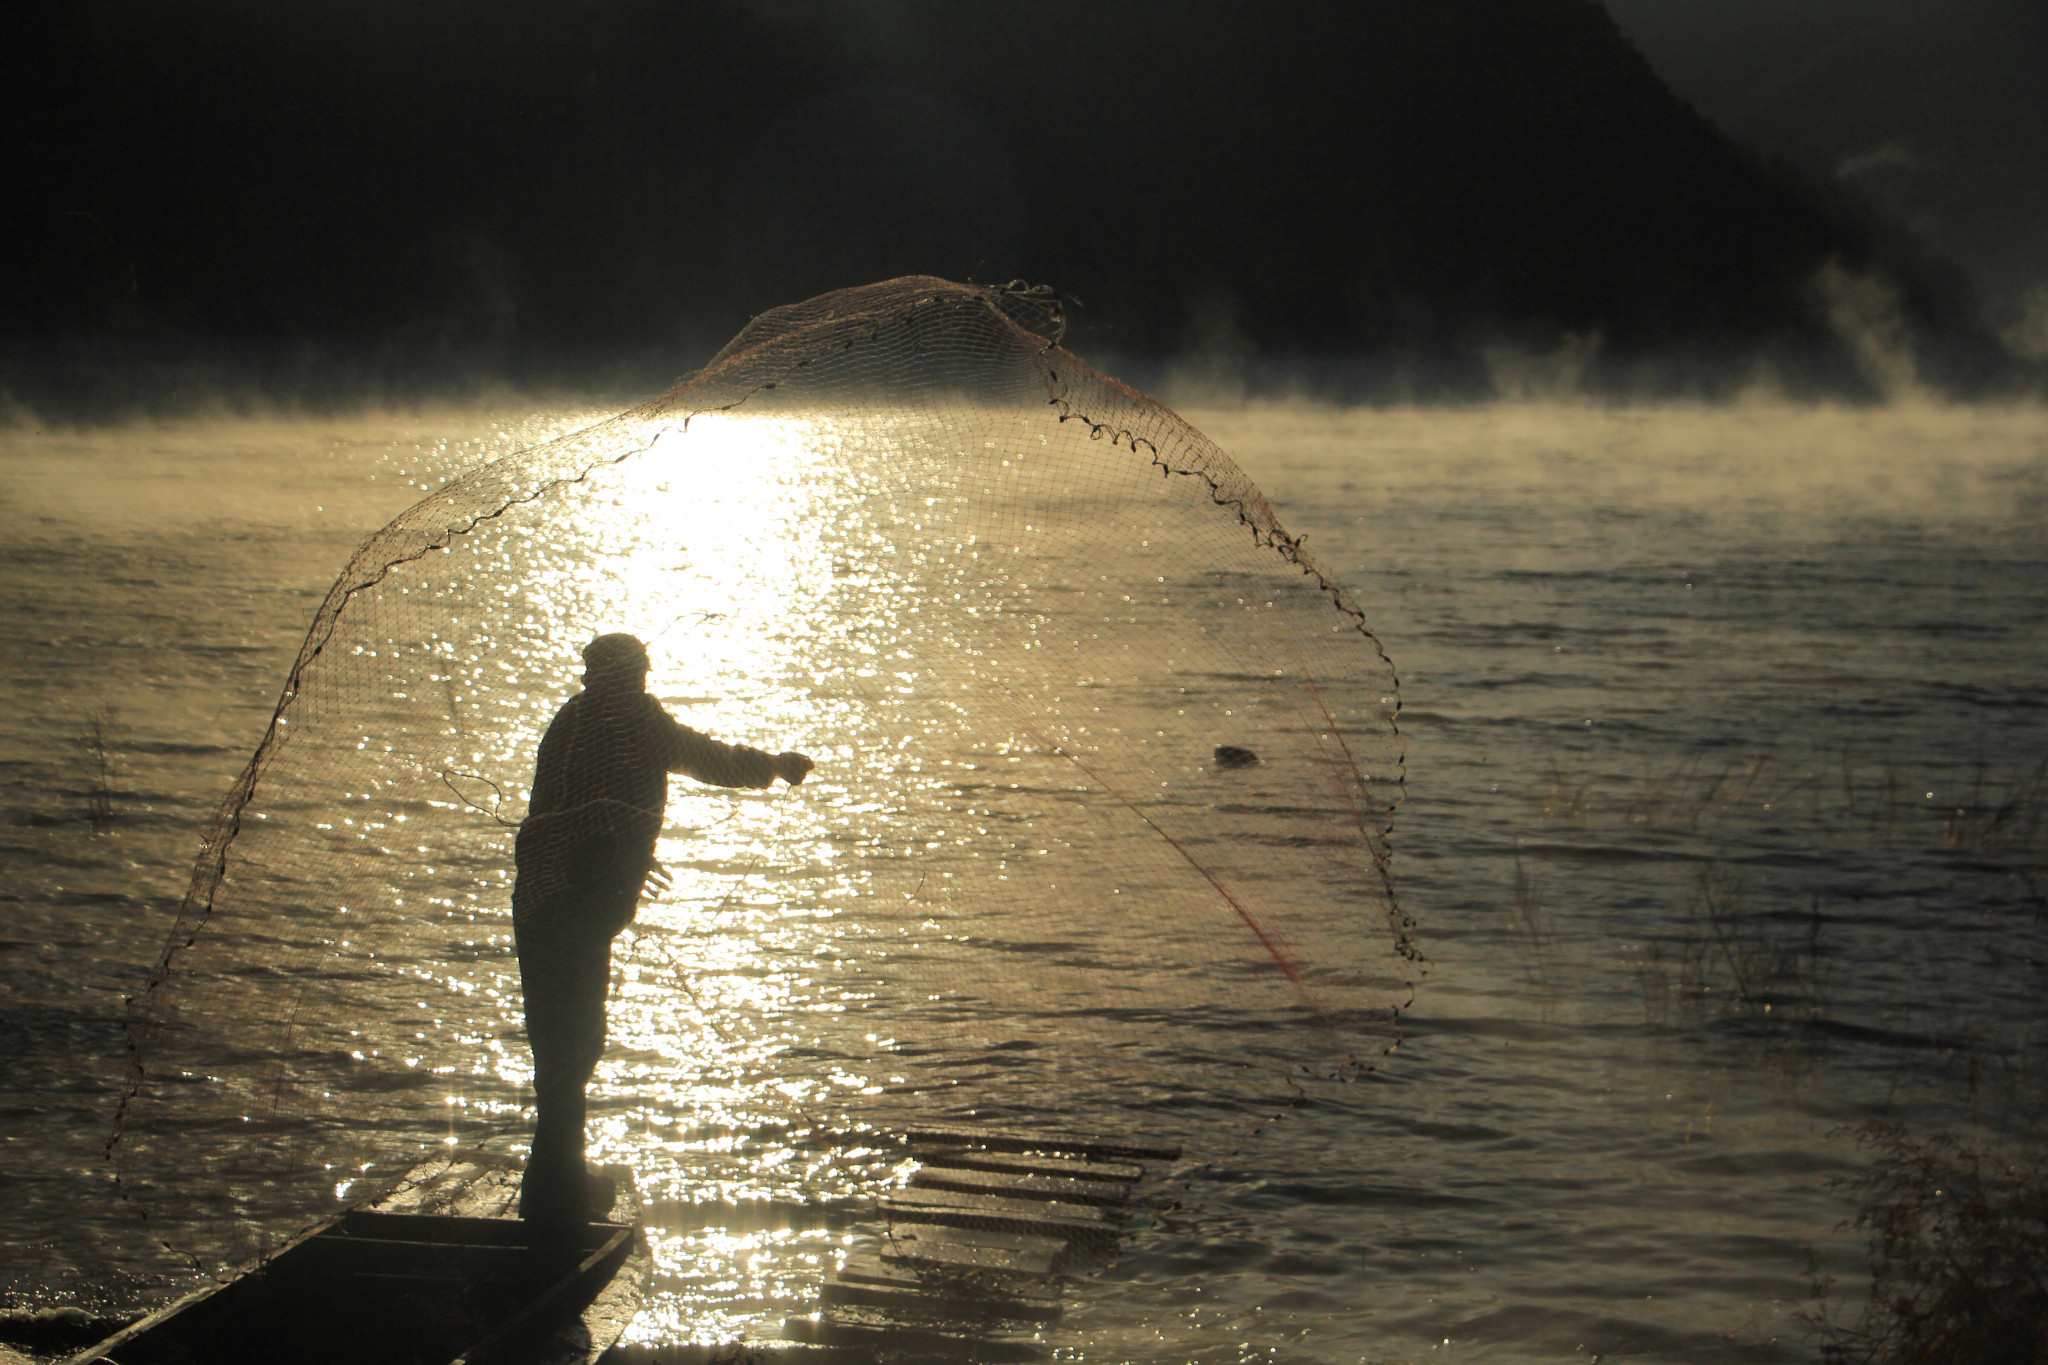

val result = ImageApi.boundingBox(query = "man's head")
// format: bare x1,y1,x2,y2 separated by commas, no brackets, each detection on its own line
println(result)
581,633,650,690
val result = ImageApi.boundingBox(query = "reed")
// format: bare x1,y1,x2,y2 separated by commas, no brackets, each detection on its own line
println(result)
1688,865,1831,1022
1813,1123,2048,1365
1623,866,1835,1033
1537,743,2048,868
1627,941,1674,1026
1624,753,1729,831
1520,742,2047,1357
1940,755,2048,860
1536,760,1589,825
79,708,115,833
1507,852,1556,999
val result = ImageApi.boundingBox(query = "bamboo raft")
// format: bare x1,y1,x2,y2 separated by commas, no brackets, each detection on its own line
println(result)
780,1126,1181,1358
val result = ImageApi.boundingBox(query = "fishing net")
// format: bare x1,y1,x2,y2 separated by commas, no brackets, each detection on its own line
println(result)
112,277,1410,1271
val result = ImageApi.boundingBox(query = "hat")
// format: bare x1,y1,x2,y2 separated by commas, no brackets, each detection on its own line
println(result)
581,633,650,677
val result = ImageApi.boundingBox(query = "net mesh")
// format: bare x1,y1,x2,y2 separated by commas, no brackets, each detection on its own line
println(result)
113,277,1410,1269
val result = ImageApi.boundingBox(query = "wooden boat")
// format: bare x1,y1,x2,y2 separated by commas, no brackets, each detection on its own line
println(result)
67,1170,643,1365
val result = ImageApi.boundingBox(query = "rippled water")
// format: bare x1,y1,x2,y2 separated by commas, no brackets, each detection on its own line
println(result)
3,400,2045,1362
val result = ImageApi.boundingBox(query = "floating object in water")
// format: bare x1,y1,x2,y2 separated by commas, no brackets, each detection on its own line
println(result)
1213,744,1261,769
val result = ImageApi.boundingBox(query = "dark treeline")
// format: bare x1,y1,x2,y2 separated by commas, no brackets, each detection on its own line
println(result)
1,0,2021,411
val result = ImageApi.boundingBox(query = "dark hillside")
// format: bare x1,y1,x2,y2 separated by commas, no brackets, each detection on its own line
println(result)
0,0,2008,403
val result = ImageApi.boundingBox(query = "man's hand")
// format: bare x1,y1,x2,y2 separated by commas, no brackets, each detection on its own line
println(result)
643,858,674,898
775,751,814,786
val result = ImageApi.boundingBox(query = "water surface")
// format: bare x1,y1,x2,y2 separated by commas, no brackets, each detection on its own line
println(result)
3,399,2044,1362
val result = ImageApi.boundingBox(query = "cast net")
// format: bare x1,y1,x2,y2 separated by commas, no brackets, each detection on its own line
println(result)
113,277,1410,1271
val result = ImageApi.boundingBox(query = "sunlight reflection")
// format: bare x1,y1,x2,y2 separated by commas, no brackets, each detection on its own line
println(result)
626,1226,849,1347
155,385,1402,1333
540,413,910,1338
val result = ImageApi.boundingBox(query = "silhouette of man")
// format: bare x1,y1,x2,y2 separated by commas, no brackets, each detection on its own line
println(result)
513,632,813,1227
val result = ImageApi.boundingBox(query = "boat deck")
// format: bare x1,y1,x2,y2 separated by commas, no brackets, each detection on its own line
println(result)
63,1159,646,1365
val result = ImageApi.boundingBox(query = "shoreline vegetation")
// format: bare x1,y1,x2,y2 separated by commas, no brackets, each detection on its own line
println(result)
1812,1124,2048,1365
1520,741,2048,1363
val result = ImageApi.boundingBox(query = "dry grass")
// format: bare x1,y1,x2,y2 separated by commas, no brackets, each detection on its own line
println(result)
1628,865,1832,1031
1836,754,1915,845
78,708,115,833
1813,1123,2048,1365
1539,745,2048,875
1940,756,2048,860
1623,753,1728,831
1537,761,1590,825
1507,852,1557,1000
1521,741,2048,1360
1690,865,1832,1022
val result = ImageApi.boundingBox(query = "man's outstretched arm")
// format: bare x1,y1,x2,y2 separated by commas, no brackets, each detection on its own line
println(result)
657,707,811,788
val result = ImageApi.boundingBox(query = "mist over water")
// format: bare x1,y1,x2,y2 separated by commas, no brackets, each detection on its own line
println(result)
3,398,2044,1361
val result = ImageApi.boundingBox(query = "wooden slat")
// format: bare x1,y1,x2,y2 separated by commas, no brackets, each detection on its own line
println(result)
335,1210,543,1246
59,1214,343,1365
833,1250,1060,1309
784,1310,1048,1362
888,1187,1105,1224
821,1276,1063,1324
877,1226,1064,1278
909,1166,1132,1209
910,1144,1145,1184
607,1347,871,1365
455,1225,637,1365
907,1126,1182,1162
302,1235,552,1281
882,1194,1108,1245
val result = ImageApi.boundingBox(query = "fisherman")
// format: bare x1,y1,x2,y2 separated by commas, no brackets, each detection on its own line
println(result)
513,632,813,1228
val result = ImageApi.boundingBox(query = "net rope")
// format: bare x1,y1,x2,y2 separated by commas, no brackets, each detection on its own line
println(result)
111,277,1411,1269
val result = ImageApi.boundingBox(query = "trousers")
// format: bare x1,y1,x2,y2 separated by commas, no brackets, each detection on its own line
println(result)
515,920,614,1225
